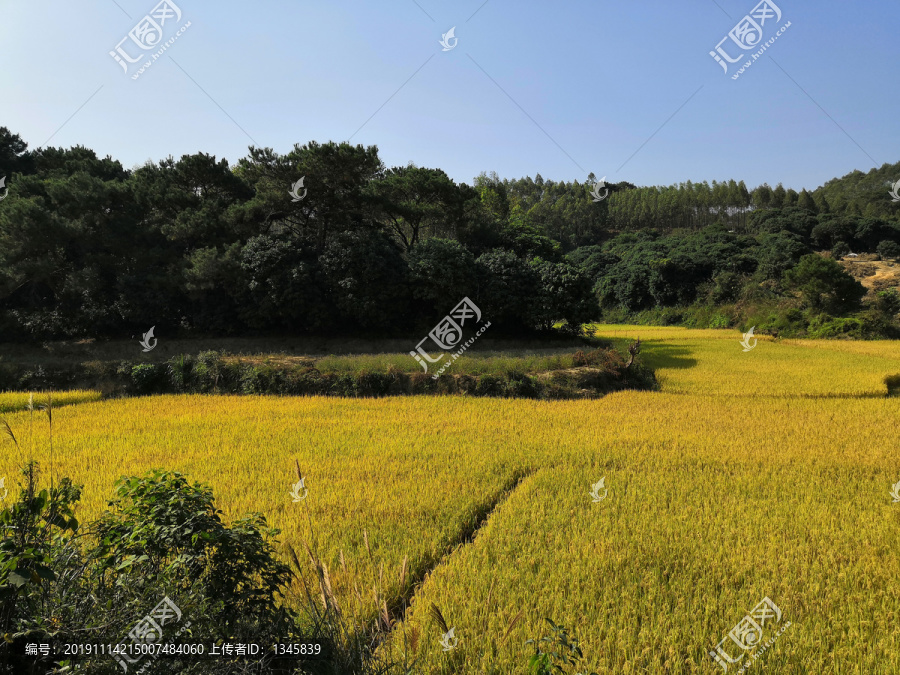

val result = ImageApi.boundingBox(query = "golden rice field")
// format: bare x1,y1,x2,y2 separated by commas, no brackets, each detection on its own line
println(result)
0,389,101,414
1,326,900,673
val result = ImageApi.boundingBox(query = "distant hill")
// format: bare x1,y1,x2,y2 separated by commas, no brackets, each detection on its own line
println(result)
812,160,900,220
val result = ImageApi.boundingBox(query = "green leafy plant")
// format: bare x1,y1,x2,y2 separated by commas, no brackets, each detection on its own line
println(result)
525,618,599,675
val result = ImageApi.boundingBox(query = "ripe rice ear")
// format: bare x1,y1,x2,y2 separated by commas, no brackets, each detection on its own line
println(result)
501,609,525,644
428,603,449,634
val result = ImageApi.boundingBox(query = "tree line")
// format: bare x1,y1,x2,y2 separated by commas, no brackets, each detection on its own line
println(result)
0,126,898,341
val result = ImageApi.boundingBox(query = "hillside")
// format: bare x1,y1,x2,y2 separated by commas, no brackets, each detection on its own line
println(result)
838,253,900,297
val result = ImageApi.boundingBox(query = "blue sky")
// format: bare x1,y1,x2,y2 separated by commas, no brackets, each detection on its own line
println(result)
0,0,897,190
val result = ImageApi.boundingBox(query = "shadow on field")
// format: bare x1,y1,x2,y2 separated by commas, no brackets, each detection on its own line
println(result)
638,342,698,371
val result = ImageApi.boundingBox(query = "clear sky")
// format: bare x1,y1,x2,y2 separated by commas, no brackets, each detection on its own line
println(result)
1,0,897,190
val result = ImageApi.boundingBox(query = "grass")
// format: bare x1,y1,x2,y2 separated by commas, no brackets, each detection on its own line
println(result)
2,327,899,673
312,348,612,376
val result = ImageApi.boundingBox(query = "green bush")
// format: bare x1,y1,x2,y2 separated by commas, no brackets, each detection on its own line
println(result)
474,375,504,397
784,254,866,314
807,317,864,339
877,240,900,260
193,350,225,392
831,241,851,259
356,371,397,397
708,312,730,329
503,371,539,398
130,363,166,394
526,618,598,675
0,461,305,674
875,289,900,317
238,363,289,395
166,354,194,392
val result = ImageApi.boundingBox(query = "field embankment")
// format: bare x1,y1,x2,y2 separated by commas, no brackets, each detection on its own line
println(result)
0,336,656,400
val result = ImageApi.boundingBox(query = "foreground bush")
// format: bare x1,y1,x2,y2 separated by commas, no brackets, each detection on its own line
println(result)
0,460,304,674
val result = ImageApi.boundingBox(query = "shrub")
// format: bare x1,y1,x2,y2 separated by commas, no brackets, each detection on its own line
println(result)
526,618,598,675
194,350,225,391
474,375,504,397
356,371,396,397
831,241,851,259
0,461,304,673
130,363,166,394
166,354,194,392
877,240,900,260
807,317,864,339
708,313,730,329
875,289,900,317
784,254,866,314
93,471,295,637
503,371,539,398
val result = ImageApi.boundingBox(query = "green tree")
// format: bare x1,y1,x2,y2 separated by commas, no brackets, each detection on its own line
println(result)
529,259,597,330
831,241,851,259
407,238,477,321
772,183,787,208
797,189,817,214
753,183,774,209
0,127,32,177
474,249,540,328
877,240,900,260
875,288,900,317
131,152,252,249
754,232,809,280
234,141,384,250
566,246,620,284
784,254,866,314
239,234,330,331
318,229,410,331
855,219,900,252
811,216,856,250
370,165,463,251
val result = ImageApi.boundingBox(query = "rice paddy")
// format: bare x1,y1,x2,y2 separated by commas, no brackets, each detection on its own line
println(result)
1,327,898,673
0,389,101,414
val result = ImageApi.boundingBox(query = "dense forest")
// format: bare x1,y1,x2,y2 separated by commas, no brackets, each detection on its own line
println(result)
1,126,899,341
